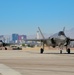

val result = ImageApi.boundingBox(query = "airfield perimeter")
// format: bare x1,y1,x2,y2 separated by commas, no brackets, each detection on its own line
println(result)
0,47,74,75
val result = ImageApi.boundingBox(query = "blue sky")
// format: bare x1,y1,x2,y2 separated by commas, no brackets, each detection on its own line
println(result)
0,0,74,35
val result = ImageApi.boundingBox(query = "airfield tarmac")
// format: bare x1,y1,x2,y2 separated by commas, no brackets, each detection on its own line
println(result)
0,49,74,75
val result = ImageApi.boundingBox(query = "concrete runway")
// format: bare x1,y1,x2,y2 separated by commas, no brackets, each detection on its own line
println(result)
0,49,74,75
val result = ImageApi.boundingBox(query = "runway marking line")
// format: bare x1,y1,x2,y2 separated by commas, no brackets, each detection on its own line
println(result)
0,73,2,75
0,64,22,75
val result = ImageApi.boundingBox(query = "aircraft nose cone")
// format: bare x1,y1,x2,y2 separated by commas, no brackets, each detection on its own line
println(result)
0,42,2,45
60,35,66,40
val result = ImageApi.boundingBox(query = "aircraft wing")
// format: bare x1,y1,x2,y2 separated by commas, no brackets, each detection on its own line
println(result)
25,39,47,42
70,39,74,41
3,42,11,46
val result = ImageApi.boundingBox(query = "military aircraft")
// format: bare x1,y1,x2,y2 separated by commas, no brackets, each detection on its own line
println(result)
26,27,74,54
0,40,10,50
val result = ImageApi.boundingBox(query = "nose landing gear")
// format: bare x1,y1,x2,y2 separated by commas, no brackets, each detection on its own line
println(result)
67,48,70,54
60,50,62,54
40,48,44,54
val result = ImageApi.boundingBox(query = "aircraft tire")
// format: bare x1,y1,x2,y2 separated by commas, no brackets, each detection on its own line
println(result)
40,48,44,54
60,50,62,54
67,48,70,54
5,47,7,50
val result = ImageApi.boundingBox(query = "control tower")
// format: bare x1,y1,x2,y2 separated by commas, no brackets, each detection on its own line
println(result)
36,31,40,39
36,31,41,45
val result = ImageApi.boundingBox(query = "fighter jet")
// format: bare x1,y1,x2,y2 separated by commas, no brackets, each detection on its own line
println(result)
0,40,9,50
26,27,74,54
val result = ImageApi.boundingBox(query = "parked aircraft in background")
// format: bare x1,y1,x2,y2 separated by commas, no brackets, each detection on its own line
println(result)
0,40,10,50
26,27,74,54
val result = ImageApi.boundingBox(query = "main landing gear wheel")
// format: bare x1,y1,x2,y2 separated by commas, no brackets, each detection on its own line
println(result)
60,50,62,54
40,48,44,54
67,48,70,54
5,47,7,50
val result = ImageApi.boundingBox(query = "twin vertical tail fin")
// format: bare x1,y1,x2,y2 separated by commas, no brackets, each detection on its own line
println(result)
38,27,65,39
38,27,45,50
63,27,65,32
38,27,45,39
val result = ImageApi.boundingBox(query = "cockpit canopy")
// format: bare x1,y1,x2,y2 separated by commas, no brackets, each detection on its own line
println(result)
58,31,65,36
0,40,3,42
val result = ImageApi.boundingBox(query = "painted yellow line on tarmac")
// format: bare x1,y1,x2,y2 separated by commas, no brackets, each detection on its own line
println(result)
0,64,22,75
